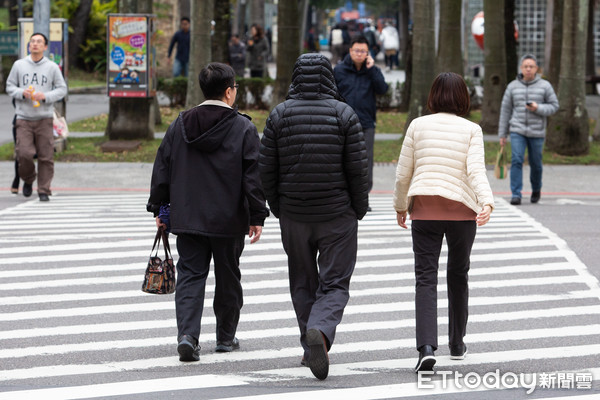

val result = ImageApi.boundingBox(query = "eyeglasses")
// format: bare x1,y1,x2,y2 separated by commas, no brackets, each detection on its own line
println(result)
351,49,368,55
231,84,239,89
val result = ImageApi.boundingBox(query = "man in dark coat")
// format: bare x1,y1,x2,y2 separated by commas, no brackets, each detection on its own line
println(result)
147,63,268,362
167,17,190,77
259,53,369,380
334,36,388,207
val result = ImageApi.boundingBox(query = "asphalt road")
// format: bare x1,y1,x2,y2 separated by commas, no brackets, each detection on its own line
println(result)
0,166,599,399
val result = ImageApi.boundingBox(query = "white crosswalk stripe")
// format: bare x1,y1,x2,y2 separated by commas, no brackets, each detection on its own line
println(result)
0,193,599,399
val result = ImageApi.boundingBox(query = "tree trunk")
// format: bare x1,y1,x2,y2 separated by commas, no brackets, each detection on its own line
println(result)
186,0,214,108
68,0,93,70
250,0,265,28
399,0,410,69
399,34,412,112
406,0,435,130
546,0,589,155
548,0,564,89
480,0,507,134
106,0,155,140
272,0,300,107
436,0,462,75
585,0,597,94
212,0,231,64
504,0,518,81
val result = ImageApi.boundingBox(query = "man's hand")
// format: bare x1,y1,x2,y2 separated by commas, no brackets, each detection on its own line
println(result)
156,217,167,230
396,211,408,229
249,225,262,243
32,91,45,101
366,55,374,69
526,101,538,112
23,87,33,100
499,137,507,146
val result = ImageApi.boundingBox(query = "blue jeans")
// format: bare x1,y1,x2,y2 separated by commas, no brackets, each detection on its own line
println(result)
173,59,189,77
510,132,544,198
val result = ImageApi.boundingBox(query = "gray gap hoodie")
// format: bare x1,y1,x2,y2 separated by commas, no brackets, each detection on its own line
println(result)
6,55,67,120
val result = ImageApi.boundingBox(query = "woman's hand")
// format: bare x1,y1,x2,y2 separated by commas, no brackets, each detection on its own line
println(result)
396,211,408,229
476,205,492,227
156,217,167,230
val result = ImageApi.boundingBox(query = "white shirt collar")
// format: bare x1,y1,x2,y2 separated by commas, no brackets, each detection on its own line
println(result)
199,99,232,109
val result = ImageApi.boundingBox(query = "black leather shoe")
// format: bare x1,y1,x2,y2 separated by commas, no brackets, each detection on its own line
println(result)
23,182,32,197
39,193,49,202
510,197,521,205
215,337,240,352
450,343,468,360
177,335,200,362
415,345,436,373
531,191,541,203
307,328,329,380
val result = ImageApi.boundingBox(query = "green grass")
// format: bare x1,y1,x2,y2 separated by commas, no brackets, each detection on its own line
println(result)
68,69,105,88
3,108,600,164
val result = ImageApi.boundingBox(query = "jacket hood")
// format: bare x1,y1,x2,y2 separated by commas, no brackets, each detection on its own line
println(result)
287,53,344,101
178,104,240,152
517,73,541,85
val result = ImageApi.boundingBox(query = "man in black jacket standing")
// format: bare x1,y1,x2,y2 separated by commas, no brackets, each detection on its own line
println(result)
259,53,369,380
148,63,268,362
334,36,388,207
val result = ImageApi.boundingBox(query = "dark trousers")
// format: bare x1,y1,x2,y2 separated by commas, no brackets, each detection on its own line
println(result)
363,127,375,192
175,233,245,343
411,219,477,351
279,209,358,358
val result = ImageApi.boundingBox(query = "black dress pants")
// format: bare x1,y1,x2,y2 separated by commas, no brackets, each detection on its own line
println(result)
175,233,245,344
411,219,477,351
279,208,358,358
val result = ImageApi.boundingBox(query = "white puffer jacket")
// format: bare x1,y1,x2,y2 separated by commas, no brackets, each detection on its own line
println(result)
394,113,495,215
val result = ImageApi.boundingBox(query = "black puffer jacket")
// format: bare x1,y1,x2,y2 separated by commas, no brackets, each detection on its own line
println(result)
259,53,369,222
147,103,269,236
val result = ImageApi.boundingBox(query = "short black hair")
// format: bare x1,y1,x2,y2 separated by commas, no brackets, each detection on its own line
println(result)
199,63,236,100
30,32,48,45
350,36,369,48
181,17,190,23
427,72,470,116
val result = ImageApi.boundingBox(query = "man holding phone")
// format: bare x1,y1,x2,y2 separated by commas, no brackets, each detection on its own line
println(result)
498,54,559,205
334,36,388,210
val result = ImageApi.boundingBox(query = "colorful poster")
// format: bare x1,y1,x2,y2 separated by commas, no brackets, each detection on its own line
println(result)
107,15,148,97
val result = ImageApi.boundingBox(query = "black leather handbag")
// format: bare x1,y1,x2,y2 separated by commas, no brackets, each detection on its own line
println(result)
142,228,176,294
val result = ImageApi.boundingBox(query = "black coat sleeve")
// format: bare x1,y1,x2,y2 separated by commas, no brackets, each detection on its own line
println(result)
242,122,270,226
341,106,369,219
259,108,281,218
147,119,176,216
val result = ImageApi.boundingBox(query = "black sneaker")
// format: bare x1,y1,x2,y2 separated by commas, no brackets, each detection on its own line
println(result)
23,182,32,197
177,335,200,362
510,197,521,205
415,345,436,373
306,328,329,380
531,191,541,203
450,343,468,360
215,337,240,352
39,193,49,202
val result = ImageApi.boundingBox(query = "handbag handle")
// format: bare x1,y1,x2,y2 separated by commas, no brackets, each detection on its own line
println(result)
150,227,172,260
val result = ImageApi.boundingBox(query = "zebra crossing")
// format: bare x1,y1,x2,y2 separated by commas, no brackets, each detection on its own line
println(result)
0,193,599,399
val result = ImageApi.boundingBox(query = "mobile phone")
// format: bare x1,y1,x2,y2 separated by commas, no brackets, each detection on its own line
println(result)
526,101,532,106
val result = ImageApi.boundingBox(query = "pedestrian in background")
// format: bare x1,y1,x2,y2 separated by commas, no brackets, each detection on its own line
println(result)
247,24,269,78
259,53,368,380
168,17,190,77
334,36,388,210
229,34,246,77
10,101,19,194
394,72,494,373
147,63,268,362
6,32,67,202
498,54,559,205
379,22,399,72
